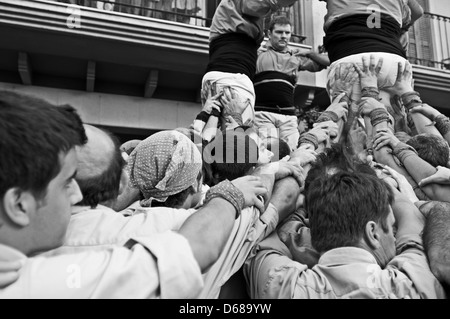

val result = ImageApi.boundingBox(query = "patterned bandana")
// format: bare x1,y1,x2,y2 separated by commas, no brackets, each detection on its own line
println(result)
127,130,203,207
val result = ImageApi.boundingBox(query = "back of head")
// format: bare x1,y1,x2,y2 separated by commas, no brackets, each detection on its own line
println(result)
76,125,126,208
406,133,450,167
127,130,202,206
204,127,259,184
305,171,394,253
305,143,376,191
0,91,87,200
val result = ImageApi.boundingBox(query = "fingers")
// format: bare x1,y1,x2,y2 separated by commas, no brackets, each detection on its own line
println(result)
418,177,432,187
404,62,412,78
396,62,403,83
0,272,20,289
332,92,347,104
369,54,376,72
253,195,266,214
335,64,341,81
375,57,383,74
0,260,23,272
409,105,422,114
354,63,363,78
362,55,369,72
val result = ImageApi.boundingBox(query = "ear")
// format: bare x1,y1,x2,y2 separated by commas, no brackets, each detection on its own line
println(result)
118,169,130,196
364,221,381,249
2,188,35,227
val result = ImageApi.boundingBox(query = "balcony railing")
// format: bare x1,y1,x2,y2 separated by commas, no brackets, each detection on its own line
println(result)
51,0,307,43
31,1,450,70
408,12,450,71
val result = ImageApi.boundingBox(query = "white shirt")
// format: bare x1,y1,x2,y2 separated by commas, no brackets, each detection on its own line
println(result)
199,203,279,298
43,204,196,256
0,232,203,299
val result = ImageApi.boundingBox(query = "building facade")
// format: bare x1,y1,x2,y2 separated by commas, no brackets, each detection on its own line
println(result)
0,0,449,141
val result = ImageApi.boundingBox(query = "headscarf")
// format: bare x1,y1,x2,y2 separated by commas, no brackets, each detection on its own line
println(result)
127,130,202,207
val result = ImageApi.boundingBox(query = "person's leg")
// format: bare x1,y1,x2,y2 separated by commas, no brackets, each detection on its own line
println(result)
278,115,300,151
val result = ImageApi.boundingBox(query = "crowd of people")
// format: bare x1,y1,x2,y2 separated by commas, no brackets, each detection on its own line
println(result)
1,0,450,299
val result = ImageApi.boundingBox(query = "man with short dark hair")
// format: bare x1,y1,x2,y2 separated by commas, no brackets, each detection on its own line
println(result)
253,15,329,150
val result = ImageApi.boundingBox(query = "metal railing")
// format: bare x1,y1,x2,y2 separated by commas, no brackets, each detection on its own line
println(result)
408,12,450,71
51,0,307,42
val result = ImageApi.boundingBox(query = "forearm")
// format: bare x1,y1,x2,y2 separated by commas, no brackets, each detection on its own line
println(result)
392,193,424,238
192,111,208,136
402,92,441,136
401,152,450,201
434,114,450,145
423,208,450,284
408,0,424,24
202,115,219,142
179,198,236,272
306,52,330,67
409,112,442,137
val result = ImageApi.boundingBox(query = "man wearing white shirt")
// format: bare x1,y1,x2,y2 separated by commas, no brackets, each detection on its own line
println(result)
0,91,266,298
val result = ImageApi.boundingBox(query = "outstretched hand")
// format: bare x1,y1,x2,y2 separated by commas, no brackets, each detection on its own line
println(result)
330,63,359,100
409,103,442,122
354,54,383,89
358,97,386,117
325,93,349,121
384,61,414,96
220,87,250,116
202,91,223,114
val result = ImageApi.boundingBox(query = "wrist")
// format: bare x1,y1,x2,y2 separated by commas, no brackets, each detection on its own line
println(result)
332,92,350,105
434,114,450,136
361,86,380,100
401,91,422,110
317,110,339,123
369,108,391,127
298,132,319,150
204,179,245,219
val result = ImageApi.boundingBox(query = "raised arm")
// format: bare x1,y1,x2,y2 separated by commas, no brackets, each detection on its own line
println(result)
179,176,267,271
410,103,450,146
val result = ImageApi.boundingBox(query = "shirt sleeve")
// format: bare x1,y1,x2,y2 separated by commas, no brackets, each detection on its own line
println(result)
244,231,308,299
5,232,202,299
386,233,447,299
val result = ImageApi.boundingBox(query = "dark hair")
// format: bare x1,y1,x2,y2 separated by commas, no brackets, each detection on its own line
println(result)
205,128,259,185
305,143,376,192
76,128,126,208
406,133,450,167
269,16,292,31
267,137,291,161
0,91,86,200
305,171,394,253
